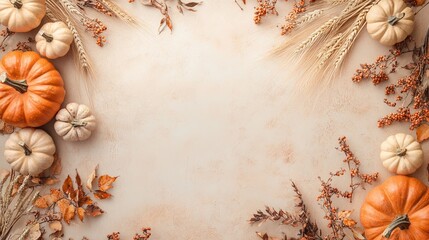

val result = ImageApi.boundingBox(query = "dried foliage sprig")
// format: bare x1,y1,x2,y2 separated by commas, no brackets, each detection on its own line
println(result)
131,0,202,34
250,136,378,240
353,29,429,142
106,228,152,240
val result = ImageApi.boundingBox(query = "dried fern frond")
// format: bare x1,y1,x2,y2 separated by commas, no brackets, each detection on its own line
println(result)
274,0,379,91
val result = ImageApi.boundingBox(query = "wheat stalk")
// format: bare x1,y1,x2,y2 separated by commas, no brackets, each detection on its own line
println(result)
294,16,339,53
100,0,138,24
333,3,373,69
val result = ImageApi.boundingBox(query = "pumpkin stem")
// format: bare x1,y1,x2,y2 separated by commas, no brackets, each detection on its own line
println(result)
396,148,407,157
39,31,54,43
18,141,32,156
388,12,405,26
71,120,87,127
382,214,411,238
0,72,28,93
12,0,22,9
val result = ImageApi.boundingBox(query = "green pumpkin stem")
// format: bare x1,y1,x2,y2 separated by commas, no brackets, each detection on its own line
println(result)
18,142,32,156
388,12,405,26
0,72,28,93
382,214,411,238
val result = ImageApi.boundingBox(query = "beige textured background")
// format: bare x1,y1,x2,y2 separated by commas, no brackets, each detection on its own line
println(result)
1,1,429,239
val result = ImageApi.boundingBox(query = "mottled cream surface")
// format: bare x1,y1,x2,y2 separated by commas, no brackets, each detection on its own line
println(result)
1,1,429,239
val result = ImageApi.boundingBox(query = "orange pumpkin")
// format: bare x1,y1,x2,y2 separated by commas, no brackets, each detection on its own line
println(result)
360,175,429,239
0,51,65,128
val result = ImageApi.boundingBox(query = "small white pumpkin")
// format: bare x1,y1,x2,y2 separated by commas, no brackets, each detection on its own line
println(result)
36,21,74,59
0,0,46,33
366,0,414,46
54,103,96,142
380,133,423,175
4,128,56,176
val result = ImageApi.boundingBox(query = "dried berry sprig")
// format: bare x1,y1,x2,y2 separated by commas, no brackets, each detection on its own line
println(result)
250,136,377,240
106,228,152,240
253,0,278,24
132,0,202,34
353,29,429,141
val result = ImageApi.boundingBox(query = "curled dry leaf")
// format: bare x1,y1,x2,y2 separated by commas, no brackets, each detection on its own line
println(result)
94,190,112,200
0,120,14,134
416,123,429,142
98,175,118,192
86,204,104,217
27,223,42,240
86,164,98,192
49,220,62,233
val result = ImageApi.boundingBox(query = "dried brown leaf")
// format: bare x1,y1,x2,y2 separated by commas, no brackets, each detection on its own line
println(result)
57,199,75,224
416,123,429,142
34,196,50,209
94,190,112,200
49,220,62,233
62,175,75,199
86,164,98,192
98,175,118,192
77,207,86,221
86,204,104,217
27,223,41,240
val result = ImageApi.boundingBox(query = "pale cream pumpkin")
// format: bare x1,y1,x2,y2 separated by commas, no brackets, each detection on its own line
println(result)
4,128,56,176
366,0,414,46
380,133,423,175
0,0,46,33
36,21,74,59
54,103,96,142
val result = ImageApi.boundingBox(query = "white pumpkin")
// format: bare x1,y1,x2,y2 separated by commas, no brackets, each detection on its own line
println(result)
4,128,56,176
0,0,46,33
54,103,96,142
366,0,414,46
36,21,74,59
380,133,423,175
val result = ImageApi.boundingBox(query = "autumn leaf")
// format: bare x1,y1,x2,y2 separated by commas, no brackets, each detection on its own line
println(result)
158,17,167,34
166,16,173,31
98,175,118,192
27,223,41,240
57,199,75,224
94,190,112,200
86,204,104,217
86,164,98,192
416,123,429,142
49,220,62,233
34,196,50,209
34,189,62,209
62,175,76,199
77,207,86,221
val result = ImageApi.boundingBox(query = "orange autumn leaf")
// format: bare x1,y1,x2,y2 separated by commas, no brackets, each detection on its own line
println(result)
94,190,112,200
62,175,76,199
34,196,50,209
98,175,118,192
417,123,429,142
77,207,86,222
50,189,64,202
86,204,104,217
57,199,75,224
